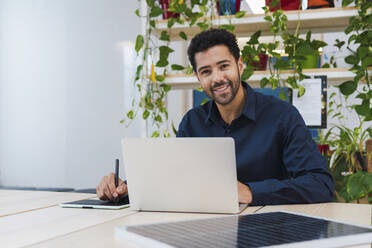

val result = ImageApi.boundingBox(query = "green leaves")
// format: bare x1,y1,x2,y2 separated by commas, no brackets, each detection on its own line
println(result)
159,31,170,41
197,22,209,31
361,56,372,68
345,54,359,65
273,57,290,70
279,89,287,101
135,65,143,81
160,83,171,93
200,97,209,105
156,75,165,82
149,6,163,17
260,78,269,88
135,9,140,17
342,0,354,7
296,43,315,55
151,131,160,138
171,64,185,70
297,85,305,97
156,46,174,67
247,31,261,45
142,109,150,120
339,171,372,202
354,100,372,120
339,81,357,96
179,31,187,40
241,67,253,81
167,17,176,28
127,110,134,120
135,35,144,53
219,24,235,32
235,11,246,18
334,39,345,50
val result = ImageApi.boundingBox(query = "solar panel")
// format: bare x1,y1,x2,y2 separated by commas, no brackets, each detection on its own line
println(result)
115,211,372,248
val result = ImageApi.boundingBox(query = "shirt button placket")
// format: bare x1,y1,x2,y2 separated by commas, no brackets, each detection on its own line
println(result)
225,127,231,136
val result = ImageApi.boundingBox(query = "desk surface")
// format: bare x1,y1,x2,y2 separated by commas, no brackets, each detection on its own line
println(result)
0,190,370,248
0,190,94,217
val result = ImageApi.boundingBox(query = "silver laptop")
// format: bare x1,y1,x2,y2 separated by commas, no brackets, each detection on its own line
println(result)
121,137,247,214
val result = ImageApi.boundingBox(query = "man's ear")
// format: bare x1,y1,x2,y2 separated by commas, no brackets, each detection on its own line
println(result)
238,57,244,77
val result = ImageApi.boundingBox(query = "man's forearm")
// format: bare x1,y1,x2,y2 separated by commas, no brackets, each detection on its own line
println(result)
245,172,334,206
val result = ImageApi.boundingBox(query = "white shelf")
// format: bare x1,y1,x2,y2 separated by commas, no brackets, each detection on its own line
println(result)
165,68,362,89
155,7,358,40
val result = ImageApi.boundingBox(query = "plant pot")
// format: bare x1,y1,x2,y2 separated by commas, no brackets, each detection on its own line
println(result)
160,0,180,20
302,53,320,69
247,53,269,71
216,0,241,16
307,0,335,9
265,0,301,11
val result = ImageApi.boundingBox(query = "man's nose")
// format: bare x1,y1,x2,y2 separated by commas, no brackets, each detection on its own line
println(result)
211,70,224,83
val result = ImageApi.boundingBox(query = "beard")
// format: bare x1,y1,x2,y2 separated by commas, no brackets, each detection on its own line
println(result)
206,73,241,106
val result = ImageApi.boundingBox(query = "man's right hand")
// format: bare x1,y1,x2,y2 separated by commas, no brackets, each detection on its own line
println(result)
96,173,128,201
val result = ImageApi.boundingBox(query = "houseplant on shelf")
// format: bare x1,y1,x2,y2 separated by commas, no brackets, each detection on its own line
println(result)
316,90,372,203
254,4,327,101
329,121,372,203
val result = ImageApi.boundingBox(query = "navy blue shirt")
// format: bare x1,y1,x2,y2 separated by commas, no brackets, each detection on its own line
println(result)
177,82,334,205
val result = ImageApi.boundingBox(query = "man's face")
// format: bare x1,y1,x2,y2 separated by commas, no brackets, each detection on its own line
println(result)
194,44,244,106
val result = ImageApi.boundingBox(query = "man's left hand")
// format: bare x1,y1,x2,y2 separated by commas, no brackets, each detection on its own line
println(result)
237,181,252,204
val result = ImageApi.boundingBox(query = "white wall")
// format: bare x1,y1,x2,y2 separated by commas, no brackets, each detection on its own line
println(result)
0,0,142,189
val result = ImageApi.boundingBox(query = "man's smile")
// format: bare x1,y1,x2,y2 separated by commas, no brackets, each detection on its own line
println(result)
213,84,229,93
211,82,232,95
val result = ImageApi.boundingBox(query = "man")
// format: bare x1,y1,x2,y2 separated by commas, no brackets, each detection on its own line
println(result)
97,28,334,205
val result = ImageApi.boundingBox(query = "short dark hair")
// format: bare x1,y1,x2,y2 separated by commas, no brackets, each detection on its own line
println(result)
187,28,240,73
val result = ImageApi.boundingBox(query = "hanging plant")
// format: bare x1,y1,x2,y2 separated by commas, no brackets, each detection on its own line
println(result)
336,0,372,121
122,0,216,137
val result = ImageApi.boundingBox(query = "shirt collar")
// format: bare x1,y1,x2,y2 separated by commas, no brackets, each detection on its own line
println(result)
204,81,256,125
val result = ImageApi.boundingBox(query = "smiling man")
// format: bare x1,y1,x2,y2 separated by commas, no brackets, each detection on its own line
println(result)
96,29,334,205
176,28,334,205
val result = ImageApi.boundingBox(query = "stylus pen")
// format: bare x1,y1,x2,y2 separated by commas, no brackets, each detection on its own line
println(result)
115,159,119,188
113,159,119,202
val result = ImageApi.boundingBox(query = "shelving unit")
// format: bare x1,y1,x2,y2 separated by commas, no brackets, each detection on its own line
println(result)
154,7,358,40
155,7,362,91
149,6,363,130
165,68,365,89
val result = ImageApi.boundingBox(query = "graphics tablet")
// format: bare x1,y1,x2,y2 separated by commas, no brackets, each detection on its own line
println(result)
60,197,130,210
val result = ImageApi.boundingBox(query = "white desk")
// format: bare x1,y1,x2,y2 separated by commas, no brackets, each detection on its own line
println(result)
0,190,94,217
256,202,371,226
0,190,370,248
29,206,263,248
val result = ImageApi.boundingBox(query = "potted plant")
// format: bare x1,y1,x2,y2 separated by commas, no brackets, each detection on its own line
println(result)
160,0,180,19
329,122,372,203
294,31,326,69
250,6,327,101
241,31,268,76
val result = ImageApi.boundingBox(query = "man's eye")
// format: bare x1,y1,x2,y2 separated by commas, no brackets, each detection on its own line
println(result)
221,64,229,69
200,70,210,75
